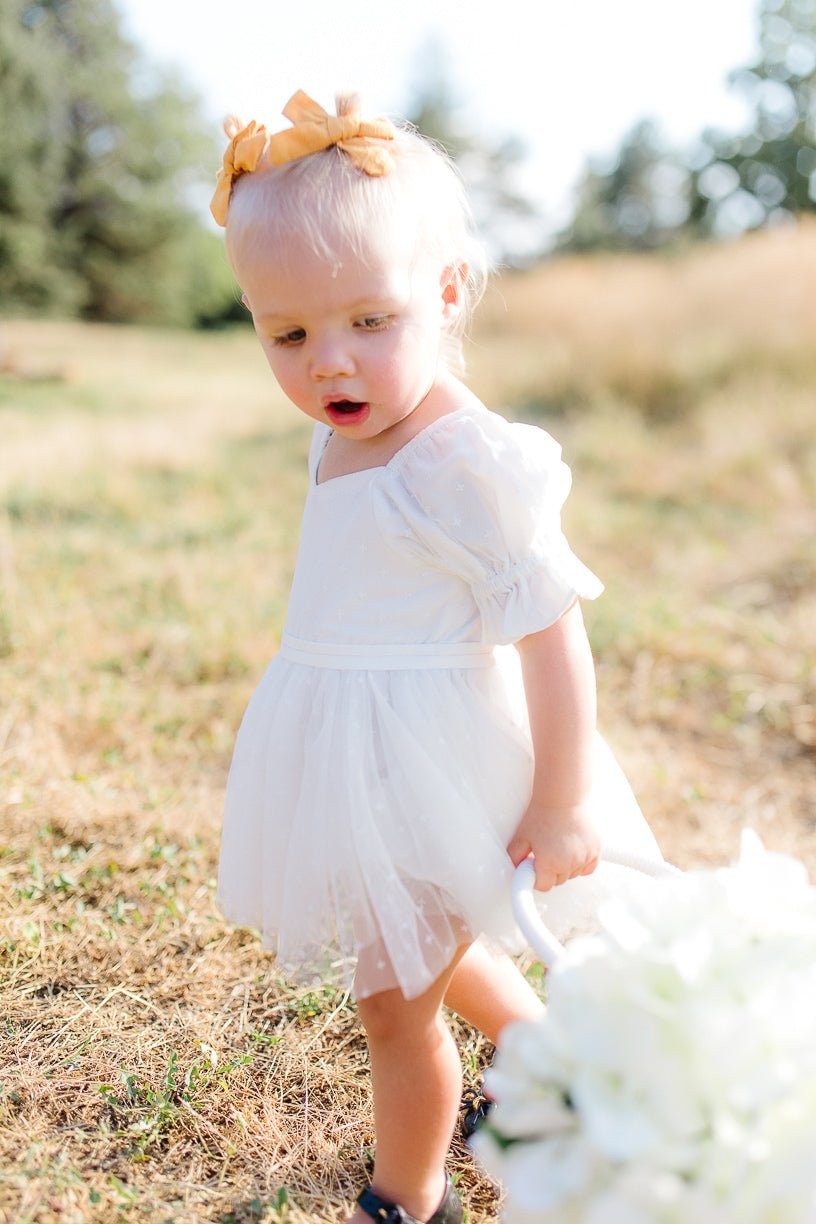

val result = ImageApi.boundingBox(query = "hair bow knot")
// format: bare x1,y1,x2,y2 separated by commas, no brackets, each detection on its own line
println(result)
267,90,395,176
210,91,396,226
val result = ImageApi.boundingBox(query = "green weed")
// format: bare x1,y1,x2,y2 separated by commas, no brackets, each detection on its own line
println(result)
98,1048,253,1160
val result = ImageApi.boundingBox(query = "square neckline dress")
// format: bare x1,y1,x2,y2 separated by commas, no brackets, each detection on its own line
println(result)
217,403,661,1000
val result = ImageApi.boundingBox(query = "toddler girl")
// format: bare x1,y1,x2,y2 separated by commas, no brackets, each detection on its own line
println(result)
213,91,660,1224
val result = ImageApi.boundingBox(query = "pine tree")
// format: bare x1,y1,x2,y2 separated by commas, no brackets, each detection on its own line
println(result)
0,0,231,323
560,121,691,252
0,3,73,308
692,0,816,235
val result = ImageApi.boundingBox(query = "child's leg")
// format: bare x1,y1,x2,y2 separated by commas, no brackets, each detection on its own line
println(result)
444,942,545,1043
349,945,469,1224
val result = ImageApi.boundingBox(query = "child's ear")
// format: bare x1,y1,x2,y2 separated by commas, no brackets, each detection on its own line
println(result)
241,292,251,310
440,263,467,324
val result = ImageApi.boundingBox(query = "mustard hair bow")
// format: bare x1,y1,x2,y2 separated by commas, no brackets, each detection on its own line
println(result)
210,91,396,227
210,117,270,227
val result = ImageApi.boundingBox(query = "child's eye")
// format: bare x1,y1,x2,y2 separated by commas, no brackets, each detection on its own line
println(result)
356,315,392,332
271,328,306,347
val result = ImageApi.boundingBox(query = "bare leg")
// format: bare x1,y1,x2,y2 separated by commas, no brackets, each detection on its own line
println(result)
444,942,545,1044
348,945,469,1224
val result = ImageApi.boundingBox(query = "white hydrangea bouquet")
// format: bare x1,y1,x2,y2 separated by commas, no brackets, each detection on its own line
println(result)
473,833,816,1223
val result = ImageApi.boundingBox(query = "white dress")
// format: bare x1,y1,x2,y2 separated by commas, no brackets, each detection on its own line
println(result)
218,403,661,1000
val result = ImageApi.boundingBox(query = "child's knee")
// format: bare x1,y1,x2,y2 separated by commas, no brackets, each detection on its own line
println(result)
358,989,409,1041
356,943,470,1042
357,988,438,1045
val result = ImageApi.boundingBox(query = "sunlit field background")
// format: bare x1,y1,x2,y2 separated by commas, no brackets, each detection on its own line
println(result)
1,223,815,1222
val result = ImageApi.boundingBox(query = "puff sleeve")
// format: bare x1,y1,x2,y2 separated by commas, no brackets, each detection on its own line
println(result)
374,408,604,644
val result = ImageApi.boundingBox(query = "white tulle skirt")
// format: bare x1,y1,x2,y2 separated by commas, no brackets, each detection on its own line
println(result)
217,644,660,1000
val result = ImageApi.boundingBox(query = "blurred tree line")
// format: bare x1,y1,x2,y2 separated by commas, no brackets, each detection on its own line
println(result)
0,0,237,325
562,0,816,250
0,0,813,326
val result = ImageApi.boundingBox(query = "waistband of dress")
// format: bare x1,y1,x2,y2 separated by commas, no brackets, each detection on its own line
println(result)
278,632,495,671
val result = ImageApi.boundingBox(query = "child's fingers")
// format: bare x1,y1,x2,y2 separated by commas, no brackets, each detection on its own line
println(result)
532,863,563,892
579,853,600,877
506,834,532,868
508,840,570,890
520,848,598,891
510,849,579,889
508,818,599,886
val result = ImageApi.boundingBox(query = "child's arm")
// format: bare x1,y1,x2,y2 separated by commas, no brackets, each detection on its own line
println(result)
508,600,601,890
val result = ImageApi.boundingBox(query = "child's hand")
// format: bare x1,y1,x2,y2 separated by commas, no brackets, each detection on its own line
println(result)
507,800,601,892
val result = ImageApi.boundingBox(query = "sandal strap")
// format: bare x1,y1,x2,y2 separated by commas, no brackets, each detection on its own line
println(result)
461,1091,493,1139
357,1172,462,1224
356,1186,417,1223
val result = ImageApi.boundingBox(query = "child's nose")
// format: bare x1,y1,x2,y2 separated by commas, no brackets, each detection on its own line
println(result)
310,336,355,380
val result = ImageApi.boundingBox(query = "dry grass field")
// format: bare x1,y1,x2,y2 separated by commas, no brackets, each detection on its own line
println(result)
1,221,814,1223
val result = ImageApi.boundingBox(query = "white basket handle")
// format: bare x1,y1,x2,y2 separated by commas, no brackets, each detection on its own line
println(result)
512,846,682,968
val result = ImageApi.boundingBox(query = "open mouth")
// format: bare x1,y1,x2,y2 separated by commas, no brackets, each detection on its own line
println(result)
325,400,371,426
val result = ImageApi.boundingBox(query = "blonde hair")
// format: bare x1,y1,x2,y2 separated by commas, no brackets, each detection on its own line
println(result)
224,115,488,372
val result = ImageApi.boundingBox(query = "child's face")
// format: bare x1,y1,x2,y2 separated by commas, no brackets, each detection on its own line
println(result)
238,230,459,441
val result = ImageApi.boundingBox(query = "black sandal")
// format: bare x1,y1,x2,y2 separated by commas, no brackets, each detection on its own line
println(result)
356,1171,462,1223
460,1085,493,1139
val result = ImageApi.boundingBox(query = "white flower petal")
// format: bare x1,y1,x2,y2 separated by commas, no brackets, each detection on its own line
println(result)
487,833,816,1221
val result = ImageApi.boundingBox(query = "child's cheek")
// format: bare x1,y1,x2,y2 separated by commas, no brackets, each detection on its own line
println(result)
264,355,311,415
